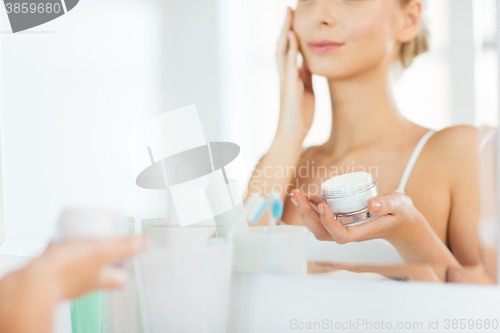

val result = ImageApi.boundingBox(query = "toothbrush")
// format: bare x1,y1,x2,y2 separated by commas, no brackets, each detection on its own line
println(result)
245,194,268,224
225,194,267,242
268,191,284,227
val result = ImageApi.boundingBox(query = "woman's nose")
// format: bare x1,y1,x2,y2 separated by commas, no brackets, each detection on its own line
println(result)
312,0,336,27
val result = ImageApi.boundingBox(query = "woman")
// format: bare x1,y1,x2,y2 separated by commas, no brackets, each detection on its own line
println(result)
247,0,482,270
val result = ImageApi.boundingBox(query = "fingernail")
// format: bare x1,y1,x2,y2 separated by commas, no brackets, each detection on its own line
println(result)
101,267,129,286
318,204,325,215
113,270,128,285
109,269,128,286
132,237,146,251
372,200,381,212
291,198,298,207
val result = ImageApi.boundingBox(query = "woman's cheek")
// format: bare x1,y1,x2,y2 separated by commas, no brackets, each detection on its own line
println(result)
347,17,394,64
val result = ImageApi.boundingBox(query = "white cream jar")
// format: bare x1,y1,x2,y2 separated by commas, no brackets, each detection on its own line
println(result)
321,172,378,227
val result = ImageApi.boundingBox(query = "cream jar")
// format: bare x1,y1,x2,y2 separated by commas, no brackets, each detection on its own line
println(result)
321,172,378,227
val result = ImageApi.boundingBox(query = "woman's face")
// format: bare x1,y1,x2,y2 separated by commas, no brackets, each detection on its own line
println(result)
294,0,405,79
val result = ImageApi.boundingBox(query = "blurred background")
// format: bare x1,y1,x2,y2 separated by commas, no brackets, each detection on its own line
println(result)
0,0,498,255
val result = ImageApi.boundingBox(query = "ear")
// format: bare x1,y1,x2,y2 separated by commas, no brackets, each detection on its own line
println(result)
396,0,423,43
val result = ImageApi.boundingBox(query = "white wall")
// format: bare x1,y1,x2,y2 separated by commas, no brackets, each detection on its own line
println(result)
0,0,165,253
0,0,225,254
159,0,222,142
394,0,454,129
475,0,499,128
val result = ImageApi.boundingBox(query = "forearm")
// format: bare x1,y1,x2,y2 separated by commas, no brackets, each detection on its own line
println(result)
246,134,303,226
247,134,303,200
0,264,59,333
387,216,460,269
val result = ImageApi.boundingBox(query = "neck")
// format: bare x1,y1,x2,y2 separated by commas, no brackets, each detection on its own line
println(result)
326,65,409,157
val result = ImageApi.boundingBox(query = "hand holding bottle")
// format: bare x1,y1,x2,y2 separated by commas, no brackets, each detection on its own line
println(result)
0,236,147,333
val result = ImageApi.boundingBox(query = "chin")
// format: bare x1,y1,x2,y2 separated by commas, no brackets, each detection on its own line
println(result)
307,59,357,80
305,53,390,80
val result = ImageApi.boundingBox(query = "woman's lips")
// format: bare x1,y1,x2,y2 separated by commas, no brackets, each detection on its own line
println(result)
307,40,344,54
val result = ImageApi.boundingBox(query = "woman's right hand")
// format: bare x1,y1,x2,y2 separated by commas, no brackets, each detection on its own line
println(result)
0,237,147,333
39,237,148,300
276,7,315,142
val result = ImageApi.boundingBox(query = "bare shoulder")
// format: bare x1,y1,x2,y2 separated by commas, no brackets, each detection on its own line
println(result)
427,125,480,157
432,125,480,143
426,125,481,182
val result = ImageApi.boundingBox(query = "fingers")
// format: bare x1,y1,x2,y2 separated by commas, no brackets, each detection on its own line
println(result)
317,202,351,244
300,60,313,92
97,236,148,263
304,194,321,217
96,266,129,289
277,7,293,78
286,31,300,81
316,201,384,243
332,263,375,273
306,193,323,206
296,191,416,245
291,190,333,241
277,7,293,52
368,192,413,217
76,237,147,293
305,193,322,215
314,261,338,269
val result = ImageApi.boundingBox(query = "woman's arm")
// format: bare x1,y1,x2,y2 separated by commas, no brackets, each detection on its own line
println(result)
443,126,482,267
247,136,303,199
245,7,315,226
0,268,57,333
0,237,147,333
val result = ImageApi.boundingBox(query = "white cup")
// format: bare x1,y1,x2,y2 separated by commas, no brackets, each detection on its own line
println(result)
104,217,143,333
233,225,309,275
56,208,123,333
136,238,234,333
141,218,216,248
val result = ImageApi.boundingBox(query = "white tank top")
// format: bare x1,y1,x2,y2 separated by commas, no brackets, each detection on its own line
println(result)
395,130,436,194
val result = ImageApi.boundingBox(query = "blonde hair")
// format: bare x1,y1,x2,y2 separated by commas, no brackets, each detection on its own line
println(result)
399,0,429,69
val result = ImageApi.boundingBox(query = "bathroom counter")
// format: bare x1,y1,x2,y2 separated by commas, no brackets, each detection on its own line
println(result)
229,272,500,332
2,254,500,333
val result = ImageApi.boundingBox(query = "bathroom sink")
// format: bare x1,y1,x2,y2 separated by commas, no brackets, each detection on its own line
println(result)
306,232,404,265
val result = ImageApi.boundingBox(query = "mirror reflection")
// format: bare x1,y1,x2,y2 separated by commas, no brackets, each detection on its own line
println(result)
236,0,499,284
3,1,500,333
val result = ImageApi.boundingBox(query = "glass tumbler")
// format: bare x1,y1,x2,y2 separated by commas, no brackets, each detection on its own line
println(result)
56,208,121,333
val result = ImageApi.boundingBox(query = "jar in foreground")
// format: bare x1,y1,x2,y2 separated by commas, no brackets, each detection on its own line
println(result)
321,172,378,227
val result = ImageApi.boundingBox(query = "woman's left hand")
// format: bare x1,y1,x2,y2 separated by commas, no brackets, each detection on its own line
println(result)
290,189,421,244
290,189,460,266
